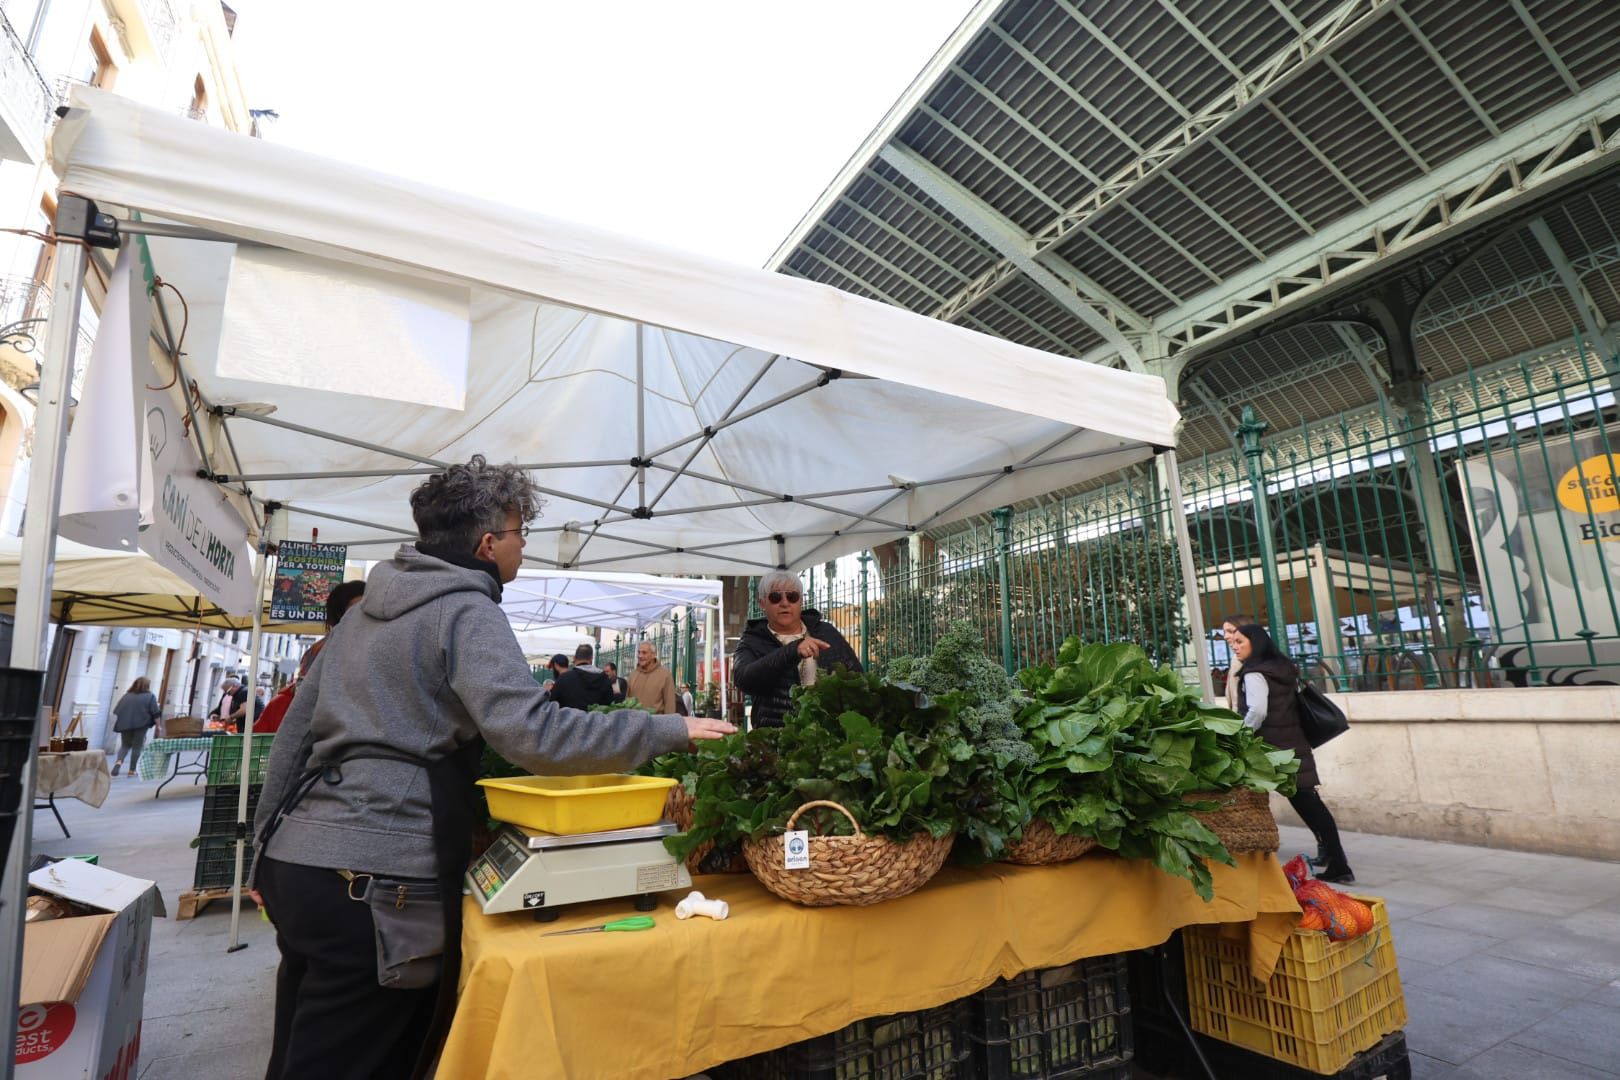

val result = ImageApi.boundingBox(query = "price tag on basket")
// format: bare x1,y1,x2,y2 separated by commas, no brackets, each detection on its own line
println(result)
783,830,809,870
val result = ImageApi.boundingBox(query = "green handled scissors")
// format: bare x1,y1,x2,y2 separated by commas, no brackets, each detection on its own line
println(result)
543,915,655,937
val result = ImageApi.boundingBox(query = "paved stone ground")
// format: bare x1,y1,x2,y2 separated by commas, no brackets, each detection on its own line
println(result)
27,768,1620,1079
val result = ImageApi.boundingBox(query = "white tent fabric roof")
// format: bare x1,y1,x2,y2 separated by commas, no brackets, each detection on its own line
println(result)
52,90,1181,575
499,571,719,633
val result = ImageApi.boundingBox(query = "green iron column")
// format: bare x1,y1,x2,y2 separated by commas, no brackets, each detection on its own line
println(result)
1237,407,1287,634
683,605,697,687
993,506,1014,674
858,552,872,670
670,612,680,683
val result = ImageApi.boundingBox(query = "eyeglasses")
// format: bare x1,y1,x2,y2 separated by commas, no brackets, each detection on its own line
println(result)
490,526,531,539
767,591,801,605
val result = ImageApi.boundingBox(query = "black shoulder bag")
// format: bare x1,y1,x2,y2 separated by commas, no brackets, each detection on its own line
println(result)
1296,682,1349,747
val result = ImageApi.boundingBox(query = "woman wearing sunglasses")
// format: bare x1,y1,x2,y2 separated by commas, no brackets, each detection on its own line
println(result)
733,570,861,727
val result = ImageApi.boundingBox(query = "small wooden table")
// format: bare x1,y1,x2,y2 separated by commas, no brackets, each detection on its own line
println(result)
33,750,111,837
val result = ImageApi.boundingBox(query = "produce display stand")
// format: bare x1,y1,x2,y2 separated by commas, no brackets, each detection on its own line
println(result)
441,853,1300,1080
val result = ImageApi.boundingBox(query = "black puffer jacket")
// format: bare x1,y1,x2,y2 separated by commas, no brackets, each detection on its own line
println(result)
732,610,861,728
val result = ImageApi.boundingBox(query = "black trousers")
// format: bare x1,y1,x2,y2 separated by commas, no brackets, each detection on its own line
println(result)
258,857,439,1080
1288,786,1349,871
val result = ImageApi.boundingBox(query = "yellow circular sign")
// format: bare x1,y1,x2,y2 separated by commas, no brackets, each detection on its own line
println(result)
1558,454,1620,515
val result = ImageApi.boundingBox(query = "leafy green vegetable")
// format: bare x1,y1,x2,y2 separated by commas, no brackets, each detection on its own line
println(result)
884,621,1036,769
664,670,1025,864
1012,636,1299,900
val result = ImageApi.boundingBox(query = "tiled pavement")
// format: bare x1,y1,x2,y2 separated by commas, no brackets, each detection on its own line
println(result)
28,772,1620,1078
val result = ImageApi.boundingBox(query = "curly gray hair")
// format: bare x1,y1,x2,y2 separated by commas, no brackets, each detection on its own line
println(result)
410,454,544,555
756,570,802,605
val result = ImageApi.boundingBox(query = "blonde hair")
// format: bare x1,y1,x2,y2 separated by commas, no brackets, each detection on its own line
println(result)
128,677,151,694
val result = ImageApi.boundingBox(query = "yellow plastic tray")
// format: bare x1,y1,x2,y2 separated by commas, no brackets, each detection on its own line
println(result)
477,774,677,835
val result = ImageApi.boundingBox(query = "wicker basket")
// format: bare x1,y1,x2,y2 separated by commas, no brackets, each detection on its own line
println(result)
663,785,747,875
1002,817,1097,865
1187,788,1279,853
742,800,953,907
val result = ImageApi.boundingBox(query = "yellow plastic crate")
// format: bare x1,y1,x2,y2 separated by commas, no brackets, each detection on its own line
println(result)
1183,894,1406,1075
477,774,676,835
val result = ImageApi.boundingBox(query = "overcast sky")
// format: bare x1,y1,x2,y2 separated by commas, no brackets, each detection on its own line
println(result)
227,2,976,267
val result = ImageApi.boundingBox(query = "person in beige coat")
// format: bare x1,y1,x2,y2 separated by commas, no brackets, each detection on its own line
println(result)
627,640,678,715
1222,612,1254,711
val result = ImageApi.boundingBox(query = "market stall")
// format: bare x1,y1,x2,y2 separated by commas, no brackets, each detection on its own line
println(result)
0,87,1279,1074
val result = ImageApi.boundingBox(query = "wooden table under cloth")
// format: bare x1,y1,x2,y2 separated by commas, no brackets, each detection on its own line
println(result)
443,850,1300,1080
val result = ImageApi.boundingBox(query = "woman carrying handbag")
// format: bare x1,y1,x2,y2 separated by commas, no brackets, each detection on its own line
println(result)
1229,623,1355,884
110,677,161,777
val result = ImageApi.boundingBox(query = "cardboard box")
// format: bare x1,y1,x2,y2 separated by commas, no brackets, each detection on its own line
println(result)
16,860,163,1079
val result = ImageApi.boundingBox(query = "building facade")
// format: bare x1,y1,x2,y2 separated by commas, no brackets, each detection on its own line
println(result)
1,0,310,749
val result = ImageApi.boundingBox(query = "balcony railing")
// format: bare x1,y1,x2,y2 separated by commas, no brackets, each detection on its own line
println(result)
0,7,56,158
0,275,49,331
140,0,179,57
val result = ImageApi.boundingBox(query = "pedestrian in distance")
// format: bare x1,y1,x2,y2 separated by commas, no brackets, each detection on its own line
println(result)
109,677,161,777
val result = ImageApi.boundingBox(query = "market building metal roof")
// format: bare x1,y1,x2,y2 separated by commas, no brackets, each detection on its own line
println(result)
768,0,1620,459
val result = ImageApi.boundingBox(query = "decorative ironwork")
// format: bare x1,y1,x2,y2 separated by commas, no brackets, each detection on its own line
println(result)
0,5,55,143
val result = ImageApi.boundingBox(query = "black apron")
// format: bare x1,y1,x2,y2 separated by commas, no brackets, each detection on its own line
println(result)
258,735,485,1080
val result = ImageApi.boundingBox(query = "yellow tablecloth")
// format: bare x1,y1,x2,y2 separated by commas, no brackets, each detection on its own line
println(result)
443,851,1299,1080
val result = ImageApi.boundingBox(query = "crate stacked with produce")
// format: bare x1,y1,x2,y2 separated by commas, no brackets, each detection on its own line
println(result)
970,954,1134,1080
1182,864,1406,1076
717,954,1138,1080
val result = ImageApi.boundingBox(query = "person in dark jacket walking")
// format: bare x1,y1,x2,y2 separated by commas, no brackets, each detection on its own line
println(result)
251,456,735,1080
732,571,860,728
110,677,161,777
602,662,628,703
1231,623,1354,884
551,644,616,709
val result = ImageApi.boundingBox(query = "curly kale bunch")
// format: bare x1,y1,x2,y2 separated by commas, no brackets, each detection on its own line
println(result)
884,621,1035,768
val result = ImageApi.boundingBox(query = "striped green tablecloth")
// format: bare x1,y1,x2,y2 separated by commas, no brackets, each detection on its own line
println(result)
136,737,215,781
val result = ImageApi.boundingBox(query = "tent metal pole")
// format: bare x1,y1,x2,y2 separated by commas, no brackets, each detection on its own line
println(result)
228,514,273,950
636,325,646,511
644,354,778,460
646,355,782,508
221,408,450,467
1162,451,1214,701
717,587,729,730
0,239,88,1080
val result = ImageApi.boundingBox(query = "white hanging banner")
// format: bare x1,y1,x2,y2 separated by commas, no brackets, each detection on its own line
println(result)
58,244,147,550
140,386,256,614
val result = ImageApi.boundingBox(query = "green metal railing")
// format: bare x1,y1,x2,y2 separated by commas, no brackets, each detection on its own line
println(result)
719,338,1620,693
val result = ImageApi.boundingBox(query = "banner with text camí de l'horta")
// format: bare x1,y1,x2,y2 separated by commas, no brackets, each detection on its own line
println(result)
141,385,256,615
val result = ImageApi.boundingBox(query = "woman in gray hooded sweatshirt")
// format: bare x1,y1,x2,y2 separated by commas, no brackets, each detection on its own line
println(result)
252,456,734,1080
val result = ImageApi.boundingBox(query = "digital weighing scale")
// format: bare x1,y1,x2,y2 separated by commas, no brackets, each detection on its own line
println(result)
468,820,692,920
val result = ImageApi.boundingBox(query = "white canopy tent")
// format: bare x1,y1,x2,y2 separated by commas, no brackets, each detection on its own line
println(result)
47,89,1180,575
500,571,720,636
1,87,1209,1014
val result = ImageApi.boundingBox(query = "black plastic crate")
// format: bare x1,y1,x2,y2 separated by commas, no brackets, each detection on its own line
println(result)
1127,936,1192,1078
197,784,262,839
1189,1030,1410,1080
719,996,975,1080
193,835,253,891
970,955,1132,1079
